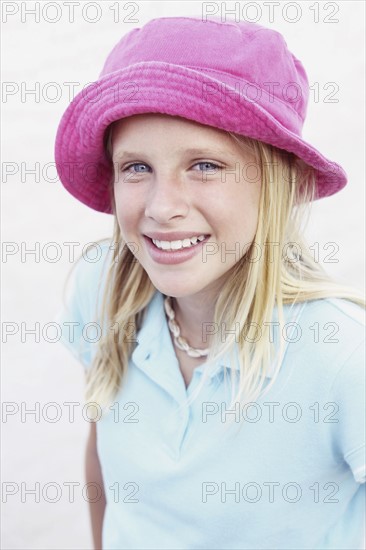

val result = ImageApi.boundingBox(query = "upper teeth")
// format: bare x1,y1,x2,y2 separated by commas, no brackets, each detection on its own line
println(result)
152,234,206,251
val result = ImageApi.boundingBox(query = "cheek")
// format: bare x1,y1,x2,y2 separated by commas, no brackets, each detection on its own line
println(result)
215,182,260,232
197,185,259,238
114,186,143,235
116,207,138,239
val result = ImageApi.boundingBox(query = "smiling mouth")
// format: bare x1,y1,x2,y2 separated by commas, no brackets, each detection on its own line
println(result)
147,234,211,252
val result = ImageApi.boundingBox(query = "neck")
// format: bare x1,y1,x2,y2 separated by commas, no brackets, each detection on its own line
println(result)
168,283,222,350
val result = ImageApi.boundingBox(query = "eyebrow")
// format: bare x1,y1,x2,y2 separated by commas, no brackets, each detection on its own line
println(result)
113,147,234,162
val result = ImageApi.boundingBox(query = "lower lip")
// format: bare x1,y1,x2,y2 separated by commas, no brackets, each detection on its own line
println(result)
143,235,211,265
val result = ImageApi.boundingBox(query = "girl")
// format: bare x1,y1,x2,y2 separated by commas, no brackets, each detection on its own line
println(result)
55,16,365,550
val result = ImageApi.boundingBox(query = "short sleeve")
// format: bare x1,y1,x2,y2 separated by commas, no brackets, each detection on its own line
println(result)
54,241,112,371
328,340,366,483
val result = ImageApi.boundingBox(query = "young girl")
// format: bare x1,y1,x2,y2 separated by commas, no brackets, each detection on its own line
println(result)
55,16,365,550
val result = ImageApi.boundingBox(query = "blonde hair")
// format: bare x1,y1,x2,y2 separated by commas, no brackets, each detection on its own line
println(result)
69,122,365,423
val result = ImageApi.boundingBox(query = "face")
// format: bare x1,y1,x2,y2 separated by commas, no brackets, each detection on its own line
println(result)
111,114,261,299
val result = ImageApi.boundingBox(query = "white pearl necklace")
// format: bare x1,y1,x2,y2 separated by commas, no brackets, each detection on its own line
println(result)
163,296,209,358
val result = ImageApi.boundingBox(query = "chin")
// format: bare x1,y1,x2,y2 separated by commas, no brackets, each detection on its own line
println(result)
148,277,205,299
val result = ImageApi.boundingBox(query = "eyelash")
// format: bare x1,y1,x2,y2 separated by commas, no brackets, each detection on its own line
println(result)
121,161,223,173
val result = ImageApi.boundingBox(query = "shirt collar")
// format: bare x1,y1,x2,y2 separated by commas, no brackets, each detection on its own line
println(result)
132,290,306,380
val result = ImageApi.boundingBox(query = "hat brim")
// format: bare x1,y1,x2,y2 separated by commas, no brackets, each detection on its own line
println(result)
55,61,347,214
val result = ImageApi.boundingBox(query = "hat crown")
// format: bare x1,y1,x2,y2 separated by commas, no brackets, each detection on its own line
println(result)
101,16,309,129
55,15,347,214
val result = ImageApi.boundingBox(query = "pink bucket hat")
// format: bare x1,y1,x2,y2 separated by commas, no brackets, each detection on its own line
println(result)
54,16,347,214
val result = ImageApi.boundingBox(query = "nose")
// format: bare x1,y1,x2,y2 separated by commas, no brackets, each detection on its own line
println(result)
144,172,190,223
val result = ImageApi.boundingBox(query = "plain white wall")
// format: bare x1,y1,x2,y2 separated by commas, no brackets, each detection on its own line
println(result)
2,1,365,548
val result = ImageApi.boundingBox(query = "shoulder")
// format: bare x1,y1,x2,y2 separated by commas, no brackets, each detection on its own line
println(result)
72,238,113,288
282,297,365,385
295,296,365,343
298,297,365,326
68,238,114,318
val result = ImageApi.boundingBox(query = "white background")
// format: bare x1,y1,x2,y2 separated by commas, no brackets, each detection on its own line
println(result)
2,1,365,548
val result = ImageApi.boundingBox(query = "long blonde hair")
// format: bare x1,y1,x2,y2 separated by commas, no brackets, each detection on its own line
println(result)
72,124,365,417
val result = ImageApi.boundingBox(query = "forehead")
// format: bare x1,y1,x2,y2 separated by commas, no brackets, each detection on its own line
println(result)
110,113,247,157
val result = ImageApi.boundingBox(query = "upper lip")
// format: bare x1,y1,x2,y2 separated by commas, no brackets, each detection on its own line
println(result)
144,231,210,241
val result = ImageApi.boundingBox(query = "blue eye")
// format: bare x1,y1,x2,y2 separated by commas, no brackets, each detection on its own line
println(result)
123,163,151,173
194,162,221,172
121,161,222,174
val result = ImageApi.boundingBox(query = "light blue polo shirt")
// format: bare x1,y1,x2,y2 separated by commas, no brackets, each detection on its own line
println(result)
55,239,365,550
